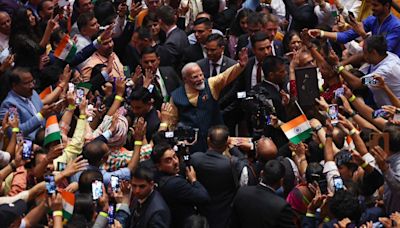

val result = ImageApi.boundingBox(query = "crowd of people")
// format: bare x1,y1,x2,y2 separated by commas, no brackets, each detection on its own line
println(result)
0,0,400,227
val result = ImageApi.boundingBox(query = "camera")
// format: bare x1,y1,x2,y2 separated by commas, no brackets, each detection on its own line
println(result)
237,90,276,138
164,123,198,166
164,123,198,144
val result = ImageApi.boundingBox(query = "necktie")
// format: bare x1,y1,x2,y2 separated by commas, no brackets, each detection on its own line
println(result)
212,63,219,76
256,62,262,83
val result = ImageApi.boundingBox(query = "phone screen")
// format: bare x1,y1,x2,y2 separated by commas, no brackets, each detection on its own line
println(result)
75,88,85,105
372,109,388,119
22,140,32,160
333,176,344,191
108,204,115,224
110,176,120,192
328,104,339,124
57,162,66,171
45,175,56,195
92,180,103,200
16,133,24,144
8,107,17,121
362,76,377,86
334,87,344,100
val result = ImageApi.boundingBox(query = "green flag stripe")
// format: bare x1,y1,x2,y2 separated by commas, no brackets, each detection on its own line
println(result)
289,128,312,144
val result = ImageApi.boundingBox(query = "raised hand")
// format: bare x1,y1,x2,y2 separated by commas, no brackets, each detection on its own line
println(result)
133,117,147,141
238,48,249,67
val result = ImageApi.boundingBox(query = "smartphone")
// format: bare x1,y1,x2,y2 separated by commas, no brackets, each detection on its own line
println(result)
87,104,94,122
8,106,17,121
57,162,66,171
265,114,272,125
75,88,85,105
92,180,103,200
68,83,75,93
123,66,130,78
45,174,56,195
361,76,377,86
334,87,344,100
318,179,328,195
183,153,191,166
333,176,344,191
372,109,388,119
328,104,339,125
16,133,24,144
110,176,120,192
108,204,115,224
22,139,32,160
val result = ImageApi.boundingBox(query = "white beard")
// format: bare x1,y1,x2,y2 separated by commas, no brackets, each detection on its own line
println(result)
195,82,205,90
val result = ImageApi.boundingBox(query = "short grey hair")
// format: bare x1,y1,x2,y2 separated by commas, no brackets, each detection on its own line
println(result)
181,62,200,79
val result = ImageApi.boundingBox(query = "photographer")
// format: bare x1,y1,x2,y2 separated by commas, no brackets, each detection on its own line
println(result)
191,125,245,228
151,143,210,228
243,55,289,147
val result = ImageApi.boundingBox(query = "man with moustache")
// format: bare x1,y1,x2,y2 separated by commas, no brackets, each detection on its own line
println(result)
169,48,248,153
151,143,210,228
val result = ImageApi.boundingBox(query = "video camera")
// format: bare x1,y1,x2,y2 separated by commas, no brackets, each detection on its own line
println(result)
237,90,276,136
164,123,199,166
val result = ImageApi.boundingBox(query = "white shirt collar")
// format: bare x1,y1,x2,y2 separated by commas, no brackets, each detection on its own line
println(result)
209,55,223,66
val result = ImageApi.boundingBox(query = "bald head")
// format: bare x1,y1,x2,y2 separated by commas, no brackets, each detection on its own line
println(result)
0,12,11,35
208,125,229,152
256,137,278,161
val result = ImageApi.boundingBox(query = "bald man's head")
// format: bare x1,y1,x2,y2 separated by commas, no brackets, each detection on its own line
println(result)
207,125,229,152
0,12,11,35
256,137,278,161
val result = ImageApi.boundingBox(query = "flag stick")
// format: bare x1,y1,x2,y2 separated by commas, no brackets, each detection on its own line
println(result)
294,100,306,116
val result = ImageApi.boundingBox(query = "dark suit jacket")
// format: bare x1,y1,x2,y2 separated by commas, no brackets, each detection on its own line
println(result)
283,1,318,32
157,27,189,67
128,190,171,228
182,43,205,65
159,66,182,93
197,56,238,113
191,150,239,228
156,172,210,228
235,56,256,92
231,184,296,228
123,45,141,73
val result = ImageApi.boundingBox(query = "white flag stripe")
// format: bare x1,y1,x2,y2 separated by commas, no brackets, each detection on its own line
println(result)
45,124,60,135
284,121,311,139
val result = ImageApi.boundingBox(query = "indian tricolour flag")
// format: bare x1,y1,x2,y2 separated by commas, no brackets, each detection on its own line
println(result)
44,115,62,146
54,35,77,63
281,114,312,144
60,191,74,221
